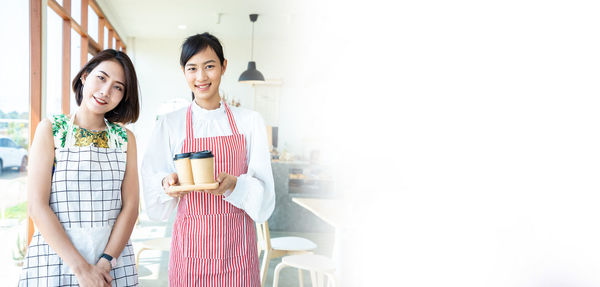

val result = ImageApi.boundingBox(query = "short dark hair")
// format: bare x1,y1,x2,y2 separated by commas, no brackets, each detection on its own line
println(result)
180,32,225,68
72,49,140,124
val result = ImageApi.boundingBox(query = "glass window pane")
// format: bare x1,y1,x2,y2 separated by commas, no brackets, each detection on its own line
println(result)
46,8,63,118
70,29,81,115
112,37,116,49
71,0,81,25
0,1,30,148
0,1,30,269
56,0,63,6
88,6,99,43
104,26,109,49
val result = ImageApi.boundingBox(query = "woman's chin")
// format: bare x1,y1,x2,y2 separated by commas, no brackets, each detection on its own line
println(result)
84,102,112,115
194,91,219,101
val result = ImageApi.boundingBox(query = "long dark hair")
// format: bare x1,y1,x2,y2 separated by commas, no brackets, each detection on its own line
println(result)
72,49,140,124
180,33,225,100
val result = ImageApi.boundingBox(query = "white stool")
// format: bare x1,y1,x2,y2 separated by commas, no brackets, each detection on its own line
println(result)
273,254,337,287
135,237,171,267
256,222,317,287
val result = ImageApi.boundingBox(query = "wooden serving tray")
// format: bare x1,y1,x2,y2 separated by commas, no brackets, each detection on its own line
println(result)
168,182,219,192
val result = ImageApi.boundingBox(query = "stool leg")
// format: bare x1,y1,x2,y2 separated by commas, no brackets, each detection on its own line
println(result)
260,251,271,287
298,269,304,287
325,273,336,287
135,247,149,268
273,262,288,287
310,271,318,287
317,272,324,287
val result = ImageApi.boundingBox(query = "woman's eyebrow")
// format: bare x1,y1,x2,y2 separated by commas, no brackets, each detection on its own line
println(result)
99,70,125,86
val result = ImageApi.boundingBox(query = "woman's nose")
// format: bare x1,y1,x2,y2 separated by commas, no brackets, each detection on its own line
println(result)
197,70,208,81
100,83,111,96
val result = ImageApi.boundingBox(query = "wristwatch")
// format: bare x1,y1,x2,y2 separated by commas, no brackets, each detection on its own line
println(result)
100,253,117,268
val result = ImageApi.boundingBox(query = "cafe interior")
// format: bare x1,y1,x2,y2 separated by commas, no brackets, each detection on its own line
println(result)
0,0,359,286
5,0,597,286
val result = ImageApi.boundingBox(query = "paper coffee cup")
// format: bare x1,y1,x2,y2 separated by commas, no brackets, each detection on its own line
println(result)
190,150,215,184
173,153,194,185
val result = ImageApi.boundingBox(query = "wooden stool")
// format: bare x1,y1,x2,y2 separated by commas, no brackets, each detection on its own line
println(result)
273,254,337,287
256,221,317,286
135,237,171,268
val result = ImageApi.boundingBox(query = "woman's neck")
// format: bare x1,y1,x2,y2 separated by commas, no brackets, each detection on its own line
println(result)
74,109,106,130
194,94,221,110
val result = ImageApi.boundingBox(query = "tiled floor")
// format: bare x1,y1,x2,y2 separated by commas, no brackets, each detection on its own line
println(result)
133,214,335,287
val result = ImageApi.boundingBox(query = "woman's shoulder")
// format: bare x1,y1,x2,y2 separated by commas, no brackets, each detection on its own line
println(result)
157,106,188,125
50,114,69,129
48,114,71,148
49,114,72,135
228,105,262,121
106,121,128,143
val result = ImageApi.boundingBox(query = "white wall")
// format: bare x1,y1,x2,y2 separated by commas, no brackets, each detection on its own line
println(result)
129,34,324,162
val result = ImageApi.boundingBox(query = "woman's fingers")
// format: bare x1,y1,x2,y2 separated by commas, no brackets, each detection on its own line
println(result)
166,189,192,198
163,173,183,197
162,173,179,188
101,269,112,284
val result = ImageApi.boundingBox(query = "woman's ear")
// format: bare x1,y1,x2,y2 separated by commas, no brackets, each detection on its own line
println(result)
80,72,88,85
221,59,227,75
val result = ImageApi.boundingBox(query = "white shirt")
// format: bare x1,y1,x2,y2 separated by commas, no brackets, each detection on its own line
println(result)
141,100,275,223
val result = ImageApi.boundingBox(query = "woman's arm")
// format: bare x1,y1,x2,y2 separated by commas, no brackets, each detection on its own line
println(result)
97,129,139,271
141,116,178,221
220,112,275,222
28,119,111,286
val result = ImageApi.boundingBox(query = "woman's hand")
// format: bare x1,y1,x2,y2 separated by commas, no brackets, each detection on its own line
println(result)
205,172,237,196
96,257,111,273
163,172,192,198
74,262,111,287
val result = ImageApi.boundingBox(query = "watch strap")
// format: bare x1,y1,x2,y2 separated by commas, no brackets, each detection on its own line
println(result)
100,253,113,261
100,253,117,268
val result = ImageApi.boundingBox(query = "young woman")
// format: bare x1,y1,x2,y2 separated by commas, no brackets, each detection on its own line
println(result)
142,33,275,286
19,49,140,287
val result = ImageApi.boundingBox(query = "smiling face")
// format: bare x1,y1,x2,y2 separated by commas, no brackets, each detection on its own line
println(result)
80,60,126,116
183,47,227,108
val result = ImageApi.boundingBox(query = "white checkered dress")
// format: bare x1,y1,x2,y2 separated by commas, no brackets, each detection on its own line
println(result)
19,116,138,286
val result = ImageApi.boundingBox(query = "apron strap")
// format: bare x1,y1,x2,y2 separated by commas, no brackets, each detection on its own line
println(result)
185,105,193,139
222,102,240,135
185,101,241,140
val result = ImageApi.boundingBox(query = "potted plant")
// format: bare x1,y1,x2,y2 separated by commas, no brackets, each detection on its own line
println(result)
12,232,27,267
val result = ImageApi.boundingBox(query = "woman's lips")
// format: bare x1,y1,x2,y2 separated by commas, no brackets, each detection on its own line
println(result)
93,96,107,105
195,83,210,91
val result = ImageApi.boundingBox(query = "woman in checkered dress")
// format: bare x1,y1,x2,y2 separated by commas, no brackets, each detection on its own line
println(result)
19,49,141,287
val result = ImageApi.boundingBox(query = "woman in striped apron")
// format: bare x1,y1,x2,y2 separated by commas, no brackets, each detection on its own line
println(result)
142,33,275,286
20,49,140,286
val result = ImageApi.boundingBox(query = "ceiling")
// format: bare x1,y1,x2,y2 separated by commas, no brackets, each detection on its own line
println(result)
96,0,309,41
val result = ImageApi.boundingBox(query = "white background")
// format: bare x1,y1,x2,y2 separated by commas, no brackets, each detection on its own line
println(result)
328,0,600,286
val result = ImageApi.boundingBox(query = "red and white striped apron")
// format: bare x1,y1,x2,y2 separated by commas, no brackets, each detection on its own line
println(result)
169,103,260,286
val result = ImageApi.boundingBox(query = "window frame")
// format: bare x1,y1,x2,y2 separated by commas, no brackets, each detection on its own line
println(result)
28,0,127,246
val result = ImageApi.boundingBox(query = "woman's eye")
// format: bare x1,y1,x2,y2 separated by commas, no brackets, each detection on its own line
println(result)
114,86,123,92
206,65,214,69
97,75,105,80
187,67,196,71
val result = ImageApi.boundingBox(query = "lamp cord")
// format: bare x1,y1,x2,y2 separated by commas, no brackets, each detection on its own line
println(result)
251,22,255,61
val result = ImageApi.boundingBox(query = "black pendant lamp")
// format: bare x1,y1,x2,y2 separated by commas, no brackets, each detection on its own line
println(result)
239,14,265,83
